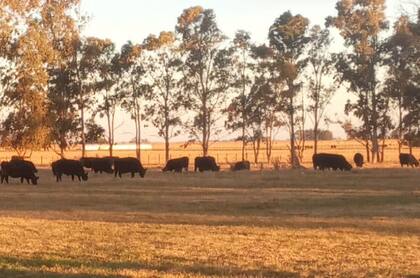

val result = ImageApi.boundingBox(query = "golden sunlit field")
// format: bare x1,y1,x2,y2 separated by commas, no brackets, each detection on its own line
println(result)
0,167,419,277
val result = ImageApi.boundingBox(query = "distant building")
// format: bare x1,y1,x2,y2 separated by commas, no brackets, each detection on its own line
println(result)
85,144,153,151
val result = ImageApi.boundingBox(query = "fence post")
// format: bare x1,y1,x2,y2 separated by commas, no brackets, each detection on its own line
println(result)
41,156,43,165
148,155,150,166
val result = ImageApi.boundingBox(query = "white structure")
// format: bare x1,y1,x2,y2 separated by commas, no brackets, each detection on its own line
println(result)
85,144,152,151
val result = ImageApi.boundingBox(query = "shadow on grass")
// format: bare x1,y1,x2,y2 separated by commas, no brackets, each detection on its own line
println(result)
0,268,126,278
0,255,299,278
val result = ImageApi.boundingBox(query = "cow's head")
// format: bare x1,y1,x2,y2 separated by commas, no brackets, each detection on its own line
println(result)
31,176,39,185
82,172,88,181
140,168,147,178
344,163,353,171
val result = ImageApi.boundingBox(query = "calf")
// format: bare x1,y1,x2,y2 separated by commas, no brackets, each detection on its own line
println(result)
1,160,39,185
163,157,189,173
80,157,113,174
313,153,352,171
399,153,419,168
194,156,220,172
230,161,251,171
114,158,147,178
52,159,88,182
353,153,364,168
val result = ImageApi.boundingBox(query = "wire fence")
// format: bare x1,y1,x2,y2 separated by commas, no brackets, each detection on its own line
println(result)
1,142,418,169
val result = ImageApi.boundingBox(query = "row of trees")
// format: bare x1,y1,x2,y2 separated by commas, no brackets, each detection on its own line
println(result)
0,1,419,166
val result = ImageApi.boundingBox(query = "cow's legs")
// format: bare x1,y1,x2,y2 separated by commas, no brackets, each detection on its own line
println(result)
71,175,75,181
78,175,81,182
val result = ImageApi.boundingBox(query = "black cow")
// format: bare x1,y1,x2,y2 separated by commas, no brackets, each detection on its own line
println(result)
162,157,189,173
194,156,220,172
313,153,352,171
114,157,147,178
230,161,251,171
1,160,39,185
80,157,113,174
353,153,364,168
52,159,88,182
399,153,419,168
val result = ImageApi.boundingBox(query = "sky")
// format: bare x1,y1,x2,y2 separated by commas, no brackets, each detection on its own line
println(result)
79,0,411,143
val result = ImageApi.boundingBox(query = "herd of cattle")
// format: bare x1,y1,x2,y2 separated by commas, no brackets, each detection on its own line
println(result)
0,152,418,185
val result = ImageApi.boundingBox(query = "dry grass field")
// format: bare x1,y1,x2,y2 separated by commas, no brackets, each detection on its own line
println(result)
0,168,418,277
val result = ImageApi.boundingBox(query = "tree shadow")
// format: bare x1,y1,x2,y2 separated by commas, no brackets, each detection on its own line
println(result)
0,255,299,277
0,268,126,278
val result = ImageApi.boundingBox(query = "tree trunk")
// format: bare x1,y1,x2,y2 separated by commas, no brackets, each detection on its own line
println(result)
80,93,86,158
164,99,170,162
252,135,261,164
398,96,403,154
107,109,113,158
289,96,297,168
202,106,208,157
241,124,246,161
365,141,370,163
314,99,319,155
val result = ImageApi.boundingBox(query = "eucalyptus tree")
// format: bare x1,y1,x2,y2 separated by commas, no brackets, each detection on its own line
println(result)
176,6,232,156
224,30,254,161
386,13,420,153
305,25,335,155
143,31,184,162
327,0,389,163
117,41,149,160
90,39,118,157
269,11,310,167
0,0,80,156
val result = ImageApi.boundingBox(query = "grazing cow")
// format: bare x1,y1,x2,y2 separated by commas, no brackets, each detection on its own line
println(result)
114,157,147,178
230,161,251,171
399,153,419,168
162,157,189,173
313,153,352,171
80,157,113,174
353,153,364,168
52,159,88,182
1,160,39,185
194,156,220,172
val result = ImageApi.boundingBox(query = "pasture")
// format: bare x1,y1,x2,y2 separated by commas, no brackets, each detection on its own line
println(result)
0,168,419,277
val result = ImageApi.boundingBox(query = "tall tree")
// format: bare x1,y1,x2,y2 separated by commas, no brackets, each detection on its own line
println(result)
386,12,420,153
176,6,232,156
143,31,184,162
305,25,335,155
224,31,256,161
90,39,118,157
269,11,310,167
327,0,389,163
44,0,82,157
1,0,80,156
117,42,148,160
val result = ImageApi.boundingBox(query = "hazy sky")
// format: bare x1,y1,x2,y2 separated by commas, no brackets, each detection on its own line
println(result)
80,0,409,142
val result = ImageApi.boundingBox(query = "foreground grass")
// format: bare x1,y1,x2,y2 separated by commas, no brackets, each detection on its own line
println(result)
0,169,419,277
